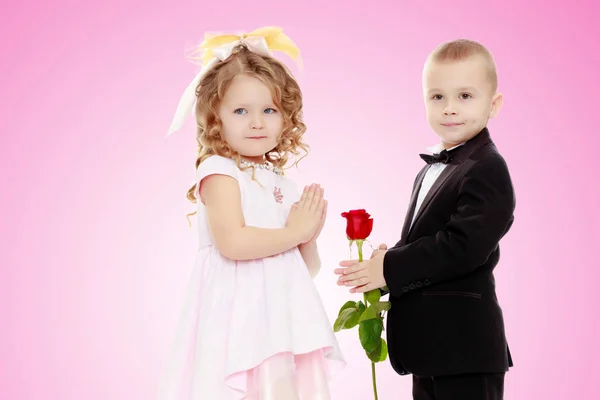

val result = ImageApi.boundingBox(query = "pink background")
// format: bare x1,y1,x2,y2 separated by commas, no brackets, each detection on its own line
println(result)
2,0,598,398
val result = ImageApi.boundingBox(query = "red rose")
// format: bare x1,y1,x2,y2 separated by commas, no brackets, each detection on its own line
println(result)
341,209,373,240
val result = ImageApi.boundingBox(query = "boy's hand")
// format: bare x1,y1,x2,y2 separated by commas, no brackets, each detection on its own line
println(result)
335,251,387,293
371,243,387,259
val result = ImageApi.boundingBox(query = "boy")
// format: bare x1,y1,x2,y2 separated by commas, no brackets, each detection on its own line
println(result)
335,39,515,399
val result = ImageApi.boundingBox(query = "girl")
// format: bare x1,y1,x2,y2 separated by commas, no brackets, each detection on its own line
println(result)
157,27,345,399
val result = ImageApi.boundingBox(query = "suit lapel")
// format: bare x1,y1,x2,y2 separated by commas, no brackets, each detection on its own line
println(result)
410,163,458,230
397,127,494,245
399,167,428,245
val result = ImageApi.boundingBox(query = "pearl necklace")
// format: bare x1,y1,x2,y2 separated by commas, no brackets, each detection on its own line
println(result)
240,159,283,175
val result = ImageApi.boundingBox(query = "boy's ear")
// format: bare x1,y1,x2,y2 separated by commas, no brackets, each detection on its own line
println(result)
489,92,503,118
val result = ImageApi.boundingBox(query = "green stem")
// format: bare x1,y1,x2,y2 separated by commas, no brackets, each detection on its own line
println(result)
356,240,364,263
372,361,378,400
356,240,378,400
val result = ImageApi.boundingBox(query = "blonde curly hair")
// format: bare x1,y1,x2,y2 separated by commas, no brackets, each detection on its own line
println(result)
185,44,309,207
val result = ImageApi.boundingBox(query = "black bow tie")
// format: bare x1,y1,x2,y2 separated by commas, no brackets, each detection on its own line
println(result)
419,150,452,164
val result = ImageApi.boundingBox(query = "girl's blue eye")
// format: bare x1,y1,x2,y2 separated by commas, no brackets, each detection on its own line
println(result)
265,108,277,114
234,109,246,114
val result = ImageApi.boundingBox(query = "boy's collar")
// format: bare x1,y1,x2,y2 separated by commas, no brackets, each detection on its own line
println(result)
425,141,465,155
425,127,491,156
421,127,493,165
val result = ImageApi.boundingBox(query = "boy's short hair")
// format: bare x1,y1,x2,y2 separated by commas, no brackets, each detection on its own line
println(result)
427,39,498,93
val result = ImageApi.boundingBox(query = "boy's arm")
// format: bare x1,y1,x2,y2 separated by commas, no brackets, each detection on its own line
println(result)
382,155,515,296
202,174,302,260
378,169,426,297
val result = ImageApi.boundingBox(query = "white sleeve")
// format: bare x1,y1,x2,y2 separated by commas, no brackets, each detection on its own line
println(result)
194,155,239,198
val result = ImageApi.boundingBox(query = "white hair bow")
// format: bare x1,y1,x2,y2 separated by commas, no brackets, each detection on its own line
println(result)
166,26,301,137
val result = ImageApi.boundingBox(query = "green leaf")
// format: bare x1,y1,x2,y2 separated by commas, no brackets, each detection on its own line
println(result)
359,301,392,323
333,301,365,332
337,301,356,316
334,308,356,332
359,304,378,322
359,318,384,353
378,301,391,312
357,301,366,314
367,338,388,363
365,289,381,305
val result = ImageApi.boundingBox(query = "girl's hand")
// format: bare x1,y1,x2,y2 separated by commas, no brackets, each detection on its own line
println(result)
305,191,327,244
286,184,326,244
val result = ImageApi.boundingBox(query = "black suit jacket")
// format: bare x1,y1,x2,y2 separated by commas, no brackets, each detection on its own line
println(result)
382,127,515,377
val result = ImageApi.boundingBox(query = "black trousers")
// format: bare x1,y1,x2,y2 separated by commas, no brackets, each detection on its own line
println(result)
413,373,505,400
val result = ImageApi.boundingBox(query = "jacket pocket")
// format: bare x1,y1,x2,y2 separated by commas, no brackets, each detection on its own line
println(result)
422,290,482,299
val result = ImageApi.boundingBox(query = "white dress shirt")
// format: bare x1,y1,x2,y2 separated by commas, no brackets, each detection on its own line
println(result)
409,142,465,231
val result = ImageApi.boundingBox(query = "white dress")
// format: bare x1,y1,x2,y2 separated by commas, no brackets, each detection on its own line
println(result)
157,155,345,399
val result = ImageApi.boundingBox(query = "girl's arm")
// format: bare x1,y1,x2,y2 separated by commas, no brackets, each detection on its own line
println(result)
201,174,301,261
299,242,321,278
297,199,326,277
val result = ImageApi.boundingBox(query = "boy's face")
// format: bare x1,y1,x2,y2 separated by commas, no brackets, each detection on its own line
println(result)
422,55,502,149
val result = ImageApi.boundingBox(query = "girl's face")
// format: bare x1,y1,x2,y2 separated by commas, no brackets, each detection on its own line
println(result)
218,74,283,163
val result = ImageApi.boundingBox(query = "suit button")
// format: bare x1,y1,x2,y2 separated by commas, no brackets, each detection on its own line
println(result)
402,286,409,292
416,282,423,288
424,279,431,286
409,283,415,290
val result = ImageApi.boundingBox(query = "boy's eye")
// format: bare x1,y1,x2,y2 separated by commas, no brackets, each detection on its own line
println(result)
432,94,443,100
460,93,472,99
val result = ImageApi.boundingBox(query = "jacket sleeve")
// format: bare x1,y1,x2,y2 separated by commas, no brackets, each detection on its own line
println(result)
382,155,515,297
